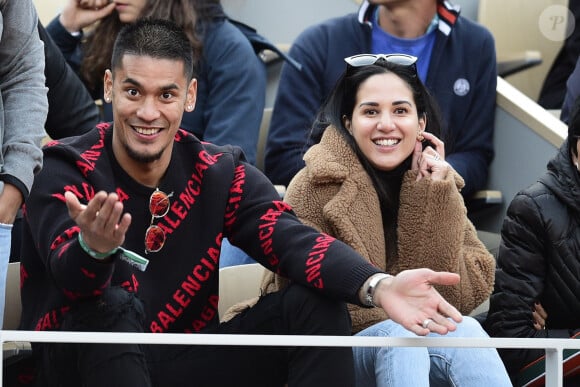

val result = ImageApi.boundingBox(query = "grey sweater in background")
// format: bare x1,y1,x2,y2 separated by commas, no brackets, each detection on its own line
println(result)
0,0,47,198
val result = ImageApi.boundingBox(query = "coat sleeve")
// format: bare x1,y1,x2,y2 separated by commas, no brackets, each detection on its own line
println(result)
278,167,389,334
444,29,496,197
39,21,99,139
45,16,83,74
264,28,329,186
200,21,265,165
397,170,495,314
23,140,116,298
224,164,380,304
0,0,47,197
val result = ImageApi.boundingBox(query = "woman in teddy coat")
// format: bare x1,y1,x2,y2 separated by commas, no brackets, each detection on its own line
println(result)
227,54,510,386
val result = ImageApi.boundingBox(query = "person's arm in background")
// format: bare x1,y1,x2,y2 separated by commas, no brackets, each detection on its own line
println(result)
264,29,330,186
200,20,265,165
0,0,48,224
39,21,99,139
444,30,496,198
45,0,115,74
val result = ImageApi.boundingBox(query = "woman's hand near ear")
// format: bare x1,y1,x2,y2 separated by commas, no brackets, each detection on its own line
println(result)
411,132,450,182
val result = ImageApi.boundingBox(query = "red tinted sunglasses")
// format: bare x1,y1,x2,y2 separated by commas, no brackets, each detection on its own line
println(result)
144,188,173,254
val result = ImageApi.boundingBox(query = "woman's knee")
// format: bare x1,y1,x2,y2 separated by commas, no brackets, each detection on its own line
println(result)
357,319,415,338
448,315,488,338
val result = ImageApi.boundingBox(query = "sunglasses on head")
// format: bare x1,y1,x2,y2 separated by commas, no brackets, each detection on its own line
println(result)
344,53,418,75
144,188,173,254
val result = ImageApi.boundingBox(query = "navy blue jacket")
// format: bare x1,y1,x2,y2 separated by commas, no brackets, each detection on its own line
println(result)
46,16,265,165
39,21,98,139
265,1,497,197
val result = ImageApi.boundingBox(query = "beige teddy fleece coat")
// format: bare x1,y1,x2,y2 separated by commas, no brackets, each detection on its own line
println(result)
227,126,495,334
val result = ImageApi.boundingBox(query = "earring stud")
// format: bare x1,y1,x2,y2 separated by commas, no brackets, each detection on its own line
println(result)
417,131,425,142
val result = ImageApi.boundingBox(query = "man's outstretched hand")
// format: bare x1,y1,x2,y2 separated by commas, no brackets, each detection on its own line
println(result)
65,190,131,254
374,268,462,336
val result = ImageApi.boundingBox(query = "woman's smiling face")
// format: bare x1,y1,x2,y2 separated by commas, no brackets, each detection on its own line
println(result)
344,72,425,171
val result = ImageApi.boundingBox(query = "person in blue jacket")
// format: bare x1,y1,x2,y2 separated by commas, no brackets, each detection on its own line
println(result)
46,0,265,165
265,0,497,198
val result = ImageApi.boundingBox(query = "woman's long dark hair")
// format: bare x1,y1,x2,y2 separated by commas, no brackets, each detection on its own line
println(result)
81,0,223,93
311,59,445,260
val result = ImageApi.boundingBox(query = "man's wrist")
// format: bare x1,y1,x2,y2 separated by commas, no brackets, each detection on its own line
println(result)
361,273,394,307
77,232,118,260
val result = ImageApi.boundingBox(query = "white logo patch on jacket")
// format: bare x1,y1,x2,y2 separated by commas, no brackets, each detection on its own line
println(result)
453,78,470,96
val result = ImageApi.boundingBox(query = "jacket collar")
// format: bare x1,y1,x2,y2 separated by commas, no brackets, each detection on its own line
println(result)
357,0,460,36
303,126,365,184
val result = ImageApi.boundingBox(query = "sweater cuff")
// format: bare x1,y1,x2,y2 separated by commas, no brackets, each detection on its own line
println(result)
0,175,28,200
46,15,83,44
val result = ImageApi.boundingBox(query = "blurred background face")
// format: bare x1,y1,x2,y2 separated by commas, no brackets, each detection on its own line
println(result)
114,0,147,23
345,72,424,171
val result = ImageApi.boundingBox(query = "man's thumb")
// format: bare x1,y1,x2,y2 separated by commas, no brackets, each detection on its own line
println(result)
64,191,84,219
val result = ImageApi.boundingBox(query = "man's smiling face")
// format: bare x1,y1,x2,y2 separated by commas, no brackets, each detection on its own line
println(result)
104,54,197,167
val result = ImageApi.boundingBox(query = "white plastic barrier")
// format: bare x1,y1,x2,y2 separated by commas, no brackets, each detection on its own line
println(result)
2,331,579,386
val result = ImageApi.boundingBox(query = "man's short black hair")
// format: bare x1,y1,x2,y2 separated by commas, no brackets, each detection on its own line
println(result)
111,18,195,81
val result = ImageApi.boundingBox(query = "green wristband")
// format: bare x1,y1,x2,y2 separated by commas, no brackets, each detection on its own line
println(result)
77,233,118,260
77,233,149,271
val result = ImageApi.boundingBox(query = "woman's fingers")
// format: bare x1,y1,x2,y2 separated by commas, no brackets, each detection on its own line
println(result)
421,131,445,158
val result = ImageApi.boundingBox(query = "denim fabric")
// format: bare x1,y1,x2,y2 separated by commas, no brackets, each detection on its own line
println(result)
0,223,12,328
219,238,256,268
353,316,512,387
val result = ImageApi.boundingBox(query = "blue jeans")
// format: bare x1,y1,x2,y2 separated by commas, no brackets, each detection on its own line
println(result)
0,223,12,328
353,316,512,387
219,238,256,268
